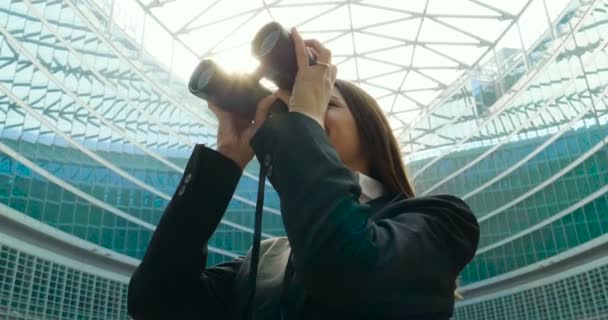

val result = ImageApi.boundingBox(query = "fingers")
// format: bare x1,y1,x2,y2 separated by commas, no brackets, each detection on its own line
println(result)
305,38,337,83
304,39,331,64
253,94,277,129
329,64,338,82
291,27,333,68
208,103,219,114
208,103,227,119
291,28,308,69
273,90,291,105
306,47,320,61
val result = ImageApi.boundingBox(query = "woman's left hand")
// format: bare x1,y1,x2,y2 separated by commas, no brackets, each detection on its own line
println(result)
279,28,338,128
209,95,276,170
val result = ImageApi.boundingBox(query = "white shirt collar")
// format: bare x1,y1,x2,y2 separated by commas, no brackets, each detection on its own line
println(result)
354,172,386,203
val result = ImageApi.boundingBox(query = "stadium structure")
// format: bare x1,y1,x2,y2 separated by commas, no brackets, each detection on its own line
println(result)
0,0,607,318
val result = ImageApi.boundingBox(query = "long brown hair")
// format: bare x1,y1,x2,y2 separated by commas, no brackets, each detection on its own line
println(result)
334,79,415,199
334,80,464,299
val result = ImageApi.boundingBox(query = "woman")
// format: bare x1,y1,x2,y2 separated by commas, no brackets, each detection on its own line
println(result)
128,28,479,320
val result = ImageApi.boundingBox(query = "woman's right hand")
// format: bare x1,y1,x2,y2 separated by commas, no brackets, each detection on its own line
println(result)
287,27,337,129
208,95,276,170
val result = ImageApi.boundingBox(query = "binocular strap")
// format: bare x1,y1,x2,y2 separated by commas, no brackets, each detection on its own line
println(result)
245,161,268,320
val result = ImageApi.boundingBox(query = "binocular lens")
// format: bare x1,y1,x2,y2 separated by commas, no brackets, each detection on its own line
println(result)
188,22,293,119
196,67,214,91
189,60,217,93
260,30,280,57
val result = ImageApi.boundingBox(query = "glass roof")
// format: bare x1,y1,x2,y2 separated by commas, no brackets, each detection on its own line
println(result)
107,0,570,143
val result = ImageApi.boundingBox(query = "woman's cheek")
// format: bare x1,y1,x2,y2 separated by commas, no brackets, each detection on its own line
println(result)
326,121,355,163
324,113,343,152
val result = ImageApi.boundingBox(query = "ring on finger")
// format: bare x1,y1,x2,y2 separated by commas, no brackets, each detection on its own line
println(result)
314,61,331,68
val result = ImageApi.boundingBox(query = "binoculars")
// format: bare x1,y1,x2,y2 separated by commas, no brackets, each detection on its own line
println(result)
188,22,316,120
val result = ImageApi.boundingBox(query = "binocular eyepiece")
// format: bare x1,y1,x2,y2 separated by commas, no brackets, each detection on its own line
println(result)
189,22,316,119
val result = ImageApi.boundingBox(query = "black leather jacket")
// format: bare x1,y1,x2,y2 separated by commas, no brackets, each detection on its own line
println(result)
128,112,480,319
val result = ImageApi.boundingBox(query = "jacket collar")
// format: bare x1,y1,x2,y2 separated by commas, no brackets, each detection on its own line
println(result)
355,172,386,203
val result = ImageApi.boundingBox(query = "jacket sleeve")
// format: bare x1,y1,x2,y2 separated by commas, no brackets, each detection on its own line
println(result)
250,112,480,310
128,145,244,320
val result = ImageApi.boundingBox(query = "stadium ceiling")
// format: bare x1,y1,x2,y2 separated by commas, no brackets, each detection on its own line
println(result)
133,0,548,138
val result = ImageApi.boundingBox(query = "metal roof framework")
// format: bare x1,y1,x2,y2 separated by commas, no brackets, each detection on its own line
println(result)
107,0,569,149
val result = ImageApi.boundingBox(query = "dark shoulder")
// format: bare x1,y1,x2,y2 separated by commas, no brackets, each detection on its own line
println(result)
373,194,479,261
372,193,475,220
404,194,479,263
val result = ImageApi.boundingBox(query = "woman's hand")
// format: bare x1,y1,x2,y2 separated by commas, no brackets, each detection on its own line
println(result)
286,28,338,128
208,95,276,170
